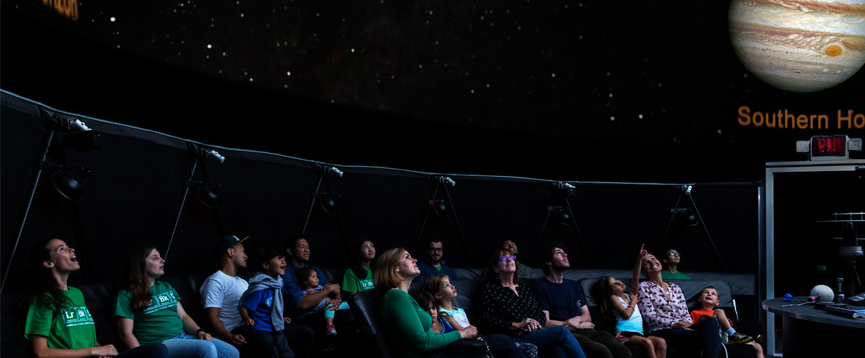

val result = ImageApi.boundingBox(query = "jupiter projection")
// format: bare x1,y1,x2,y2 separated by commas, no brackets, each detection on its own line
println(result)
729,0,865,92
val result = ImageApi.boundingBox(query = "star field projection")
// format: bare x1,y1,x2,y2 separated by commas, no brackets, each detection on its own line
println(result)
7,0,848,145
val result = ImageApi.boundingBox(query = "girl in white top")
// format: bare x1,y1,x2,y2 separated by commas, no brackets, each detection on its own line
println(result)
420,274,535,358
599,245,666,358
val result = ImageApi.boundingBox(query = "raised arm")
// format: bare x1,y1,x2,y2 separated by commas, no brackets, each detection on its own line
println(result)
630,244,646,298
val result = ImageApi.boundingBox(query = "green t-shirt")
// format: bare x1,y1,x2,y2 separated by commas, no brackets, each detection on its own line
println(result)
381,289,461,358
113,281,184,345
661,270,691,280
341,267,375,294
24,287,98,351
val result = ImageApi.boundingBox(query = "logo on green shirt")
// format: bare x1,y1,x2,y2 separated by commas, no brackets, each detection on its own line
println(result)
143,291,178,315
61,306,94,327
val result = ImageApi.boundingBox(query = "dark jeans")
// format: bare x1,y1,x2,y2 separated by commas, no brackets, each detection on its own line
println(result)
282,324,315,358
650,317,721,358
296,309,353,355
512,326,587,358
572,329,632,358
232,324,314,358
235,328,293,358
118,343,169,358
486,333,525,358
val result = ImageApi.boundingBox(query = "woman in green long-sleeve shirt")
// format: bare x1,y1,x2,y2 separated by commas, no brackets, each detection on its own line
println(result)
375,247,481,358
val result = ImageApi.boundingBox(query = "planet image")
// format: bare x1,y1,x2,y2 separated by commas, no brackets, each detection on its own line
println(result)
729,0,865,92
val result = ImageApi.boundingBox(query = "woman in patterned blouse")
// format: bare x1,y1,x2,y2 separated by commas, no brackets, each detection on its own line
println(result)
638,252,721,358
477,248,586,358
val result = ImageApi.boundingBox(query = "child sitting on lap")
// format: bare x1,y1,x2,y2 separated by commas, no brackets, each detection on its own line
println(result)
296,267,349,335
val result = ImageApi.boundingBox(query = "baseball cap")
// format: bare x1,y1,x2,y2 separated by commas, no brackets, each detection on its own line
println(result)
216,235,249,256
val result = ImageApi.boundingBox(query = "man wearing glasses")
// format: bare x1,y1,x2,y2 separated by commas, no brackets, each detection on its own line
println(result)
661,249,691,280
534,242,631,358
414,237,459,283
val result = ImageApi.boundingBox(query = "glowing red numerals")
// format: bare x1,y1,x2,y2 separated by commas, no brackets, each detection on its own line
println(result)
812,136,846,156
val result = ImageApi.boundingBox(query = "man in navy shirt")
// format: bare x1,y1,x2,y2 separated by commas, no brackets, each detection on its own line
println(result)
413,237,459,283
534,241,631,358
282,234,353,355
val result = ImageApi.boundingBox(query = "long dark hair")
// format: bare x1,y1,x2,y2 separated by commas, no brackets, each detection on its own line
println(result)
118,243,157,311
18,238,71,310
597,276,616,320
349,240,375,280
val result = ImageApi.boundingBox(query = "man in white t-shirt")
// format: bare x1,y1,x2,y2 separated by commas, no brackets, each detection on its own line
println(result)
201,235,314,358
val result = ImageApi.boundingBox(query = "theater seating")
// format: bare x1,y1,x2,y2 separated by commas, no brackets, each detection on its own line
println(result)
1,268,759,358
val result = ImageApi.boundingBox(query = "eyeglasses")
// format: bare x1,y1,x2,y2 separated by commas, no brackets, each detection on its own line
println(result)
429,248,443,252
498,255,516,261
668,252,680,257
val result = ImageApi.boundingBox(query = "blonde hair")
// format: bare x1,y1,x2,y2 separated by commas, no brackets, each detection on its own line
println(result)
374,247,407,291
420,274,453,307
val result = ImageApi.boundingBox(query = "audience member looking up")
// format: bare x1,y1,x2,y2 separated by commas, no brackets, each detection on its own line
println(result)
598,245,666,358
21,238,168,358
534,242,631,358
375,247,482,358
414,237,459,283
690,286,763,357
478,248,587,358
660,249,689,280
281,234,352,355
638,251,720,358
114,244,239,358
421,274,529,358
501,239,540,279
342,240,376,295
200,235,314,358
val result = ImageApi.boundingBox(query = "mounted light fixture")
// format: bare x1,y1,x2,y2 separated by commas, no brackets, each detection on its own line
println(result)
2,110,103,294
165,144,226,261
659,184,728,273
531,181,590,268
193,181,222,208
430,200,450,217
413,175,471,264
547,206,573,225
317,193,339,215
50,165,92,202
300,164,350,259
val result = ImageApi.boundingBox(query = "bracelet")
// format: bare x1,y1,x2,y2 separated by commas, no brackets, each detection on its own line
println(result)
196,328,206,336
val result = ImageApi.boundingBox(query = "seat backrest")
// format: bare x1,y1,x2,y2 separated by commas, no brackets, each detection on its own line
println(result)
77,282,121,346
347,289,393,358
1,292,29,358
184,274,213,331
159,276,205,327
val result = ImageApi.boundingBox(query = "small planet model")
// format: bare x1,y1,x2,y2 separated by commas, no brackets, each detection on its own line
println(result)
728,0,865,92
